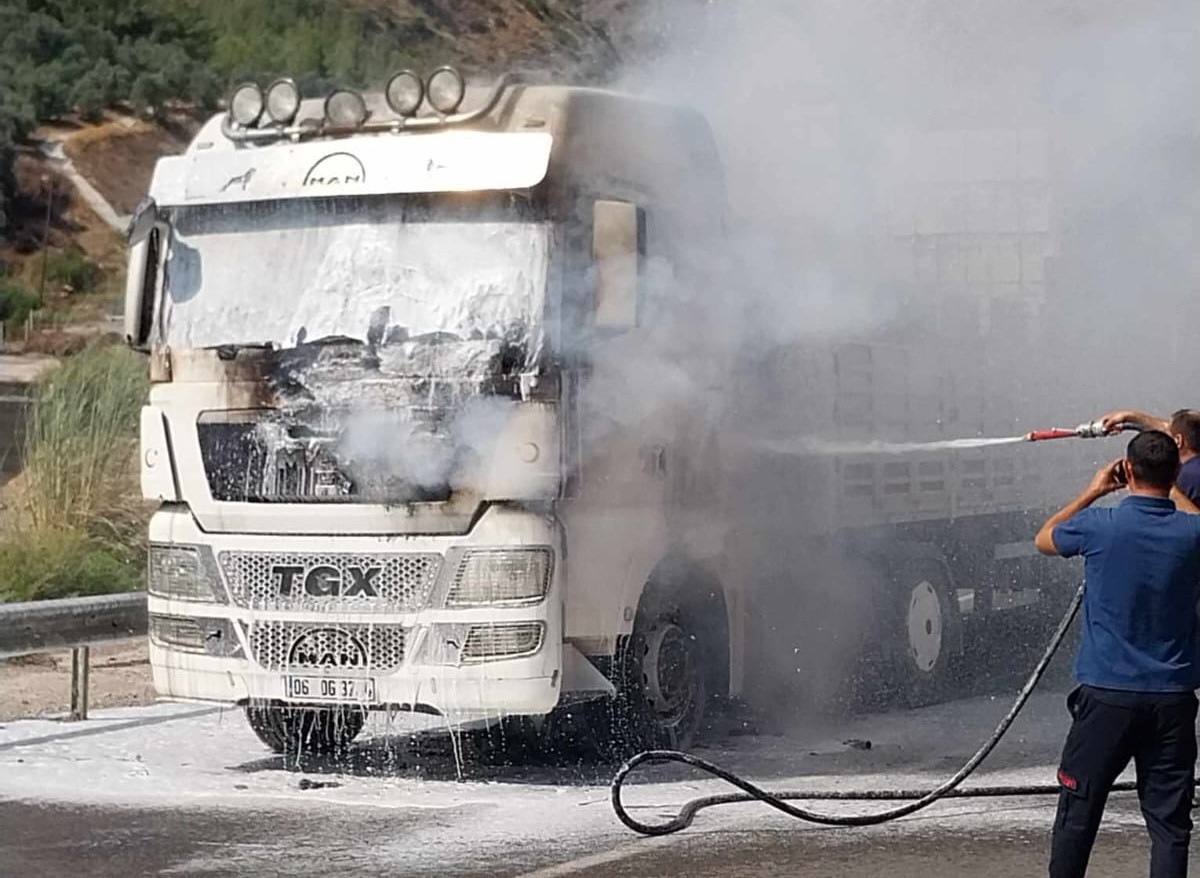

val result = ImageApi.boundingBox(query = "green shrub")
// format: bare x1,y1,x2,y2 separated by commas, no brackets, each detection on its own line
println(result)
47,246,100,294
19,343,149,544
0,280,39,323
0,527,140,602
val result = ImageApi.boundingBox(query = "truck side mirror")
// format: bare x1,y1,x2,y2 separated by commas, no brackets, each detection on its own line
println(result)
592,200,644,329
126,197,159,246
124,227,160,350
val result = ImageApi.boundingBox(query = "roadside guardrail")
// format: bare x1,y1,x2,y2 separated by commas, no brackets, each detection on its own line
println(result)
0,593,148,720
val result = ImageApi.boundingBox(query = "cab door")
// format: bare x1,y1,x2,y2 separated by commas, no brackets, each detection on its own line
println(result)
561,198,672,650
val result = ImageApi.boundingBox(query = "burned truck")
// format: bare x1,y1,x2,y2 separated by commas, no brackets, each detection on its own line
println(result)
127,69,1090,755
126,71,734,753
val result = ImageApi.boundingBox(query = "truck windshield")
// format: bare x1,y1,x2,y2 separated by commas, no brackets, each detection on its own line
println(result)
158,193,549,351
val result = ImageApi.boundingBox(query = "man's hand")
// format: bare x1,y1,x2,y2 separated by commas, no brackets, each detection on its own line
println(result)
1100,409,1166,434
1087,459,1128,498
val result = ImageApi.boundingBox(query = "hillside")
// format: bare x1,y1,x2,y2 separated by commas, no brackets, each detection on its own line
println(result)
0,0,664,346
0,0,661,604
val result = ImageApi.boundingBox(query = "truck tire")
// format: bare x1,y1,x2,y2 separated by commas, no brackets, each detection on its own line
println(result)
611,597,709,753
887,560,957,706
245,702,366,757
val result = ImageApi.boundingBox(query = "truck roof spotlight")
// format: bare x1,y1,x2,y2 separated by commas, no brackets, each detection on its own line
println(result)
228,83,264,127
265,78,300,125
426,66,466,115
324,89,368,127
386,70,424,117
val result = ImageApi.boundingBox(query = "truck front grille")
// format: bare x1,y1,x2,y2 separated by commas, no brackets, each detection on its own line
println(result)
247,622,406,673
219,551,441,610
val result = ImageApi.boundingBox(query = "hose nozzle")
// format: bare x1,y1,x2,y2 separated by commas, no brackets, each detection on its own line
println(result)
1075,420,1109,439
1075,420,1146,438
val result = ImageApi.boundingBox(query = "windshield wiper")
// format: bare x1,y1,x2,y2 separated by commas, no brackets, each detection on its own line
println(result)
206,341,276,360
298,335,363,347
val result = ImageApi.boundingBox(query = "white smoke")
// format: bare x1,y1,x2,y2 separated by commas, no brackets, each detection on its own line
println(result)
589,0,1197,718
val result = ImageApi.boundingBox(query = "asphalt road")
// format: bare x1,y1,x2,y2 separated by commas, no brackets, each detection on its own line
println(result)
0,688,1173,877
0,798,1160,877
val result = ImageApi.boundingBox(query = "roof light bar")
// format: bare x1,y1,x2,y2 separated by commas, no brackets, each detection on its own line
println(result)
221,70,516,143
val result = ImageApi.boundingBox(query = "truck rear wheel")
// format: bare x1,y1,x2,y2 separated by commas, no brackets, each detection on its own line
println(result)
887,561,957,706
245,702,366,757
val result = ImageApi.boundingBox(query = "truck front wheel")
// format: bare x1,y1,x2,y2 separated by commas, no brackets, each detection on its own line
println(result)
245,702,366,757
613,600,708,753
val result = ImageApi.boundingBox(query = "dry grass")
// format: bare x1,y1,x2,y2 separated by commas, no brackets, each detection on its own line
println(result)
0,342,149,601
18,342,147,537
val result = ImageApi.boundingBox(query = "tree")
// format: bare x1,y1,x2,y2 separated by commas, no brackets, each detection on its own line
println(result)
71,60,122,122
0,0,468,239
130,71,169,116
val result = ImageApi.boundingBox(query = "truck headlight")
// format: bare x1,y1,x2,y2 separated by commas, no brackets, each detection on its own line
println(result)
148,544,226,603
447,548,553,607
150,615,241,657
461,622,545,662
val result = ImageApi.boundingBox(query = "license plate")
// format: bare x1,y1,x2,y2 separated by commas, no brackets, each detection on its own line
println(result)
283,676,377,704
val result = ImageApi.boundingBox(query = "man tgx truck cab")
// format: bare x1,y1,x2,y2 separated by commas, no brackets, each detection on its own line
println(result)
126,69,735,755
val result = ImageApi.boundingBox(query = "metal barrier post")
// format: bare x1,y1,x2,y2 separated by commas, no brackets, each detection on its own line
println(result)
69,646,90,721
0,593,147,722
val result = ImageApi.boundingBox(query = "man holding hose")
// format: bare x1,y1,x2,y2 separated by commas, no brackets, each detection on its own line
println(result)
1100,408,1200,502
1036,430,1200,878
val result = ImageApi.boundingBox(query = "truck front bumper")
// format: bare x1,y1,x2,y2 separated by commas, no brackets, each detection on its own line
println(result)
146,504,563,722
149,646,561,721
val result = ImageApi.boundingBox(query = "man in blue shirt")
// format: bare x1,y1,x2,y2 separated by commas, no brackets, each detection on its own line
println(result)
1035,430,1200,878
1099,408,1200,502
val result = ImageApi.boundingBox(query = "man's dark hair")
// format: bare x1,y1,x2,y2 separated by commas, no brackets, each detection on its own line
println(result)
1128,430,1181,489
1167,409,1200,454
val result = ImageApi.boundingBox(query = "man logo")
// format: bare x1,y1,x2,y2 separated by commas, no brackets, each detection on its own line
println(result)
287,628,368,669
303,152,366,187
272,564,382,598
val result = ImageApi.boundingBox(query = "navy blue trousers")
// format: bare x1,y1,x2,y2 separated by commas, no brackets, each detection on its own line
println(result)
1049,685,1197,878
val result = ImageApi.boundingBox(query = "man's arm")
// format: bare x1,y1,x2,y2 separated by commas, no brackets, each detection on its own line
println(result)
1099,409,1168,433
1171,485,1200,514
1035,459,1125,555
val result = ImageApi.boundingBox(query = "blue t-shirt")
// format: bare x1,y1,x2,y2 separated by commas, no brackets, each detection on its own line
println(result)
1053,495,1200,692
1177,457,1200,504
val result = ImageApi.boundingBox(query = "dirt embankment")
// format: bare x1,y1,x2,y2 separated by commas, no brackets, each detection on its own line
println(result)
343,0,638,77
0,638,155,721
61,116,196,217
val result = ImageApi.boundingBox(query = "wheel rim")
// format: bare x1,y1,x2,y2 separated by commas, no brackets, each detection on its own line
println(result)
906,580,943,674
640,621,699,729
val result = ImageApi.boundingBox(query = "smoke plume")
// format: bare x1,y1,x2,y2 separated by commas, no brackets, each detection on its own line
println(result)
596,0,1196,718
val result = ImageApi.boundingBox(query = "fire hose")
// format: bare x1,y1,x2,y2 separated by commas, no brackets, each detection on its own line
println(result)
611,584,1090,835
609,421,1159,835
